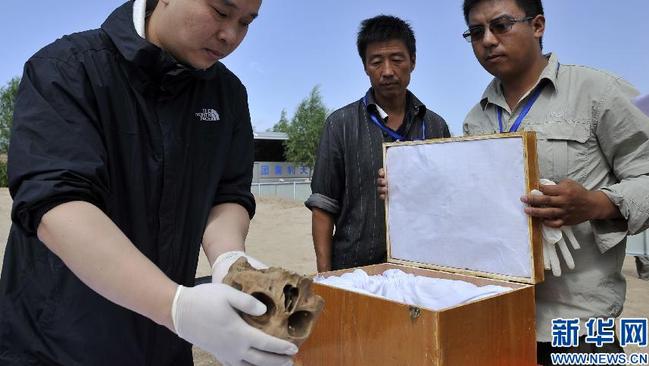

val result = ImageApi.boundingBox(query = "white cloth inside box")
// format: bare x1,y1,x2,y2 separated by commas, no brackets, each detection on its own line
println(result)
315,269,512,311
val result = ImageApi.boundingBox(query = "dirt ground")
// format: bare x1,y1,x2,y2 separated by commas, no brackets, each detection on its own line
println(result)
0,189,646,364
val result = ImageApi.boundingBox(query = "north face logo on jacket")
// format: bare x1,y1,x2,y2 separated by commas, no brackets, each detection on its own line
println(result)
195,108,220,122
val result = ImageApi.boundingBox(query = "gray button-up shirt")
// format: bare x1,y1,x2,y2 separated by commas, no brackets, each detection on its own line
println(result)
464,53,649,341
306,89,449,270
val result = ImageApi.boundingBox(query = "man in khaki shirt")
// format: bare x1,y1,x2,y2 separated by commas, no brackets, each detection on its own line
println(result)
461,0,649,363
633,94,649,281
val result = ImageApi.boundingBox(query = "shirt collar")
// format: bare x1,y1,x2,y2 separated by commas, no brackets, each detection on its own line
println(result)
133,0,146,38
479,53,560,110
374,104,389,120
363,88,427,119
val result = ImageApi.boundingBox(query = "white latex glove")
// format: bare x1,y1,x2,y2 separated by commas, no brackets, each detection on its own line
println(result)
531,179,581,277
212,250,268,284
172,284,297,366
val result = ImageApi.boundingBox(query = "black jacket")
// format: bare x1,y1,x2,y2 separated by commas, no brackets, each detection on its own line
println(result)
306,90,450,270
0,1,255,365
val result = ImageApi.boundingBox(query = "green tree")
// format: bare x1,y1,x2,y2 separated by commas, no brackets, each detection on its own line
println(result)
270,109,290,133
0,77,20,153
284,86,327,174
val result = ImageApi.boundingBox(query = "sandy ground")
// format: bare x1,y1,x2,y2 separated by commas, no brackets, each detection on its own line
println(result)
0,189,646,364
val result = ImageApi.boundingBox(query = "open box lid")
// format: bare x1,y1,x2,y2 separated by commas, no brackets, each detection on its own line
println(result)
383,132,543,285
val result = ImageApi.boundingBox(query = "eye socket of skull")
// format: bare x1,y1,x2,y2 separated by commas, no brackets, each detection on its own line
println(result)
288,311,314,338
249,292,276,322
283,285,300,312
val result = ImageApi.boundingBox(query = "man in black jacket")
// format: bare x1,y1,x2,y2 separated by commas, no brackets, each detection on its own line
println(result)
0,0,297,365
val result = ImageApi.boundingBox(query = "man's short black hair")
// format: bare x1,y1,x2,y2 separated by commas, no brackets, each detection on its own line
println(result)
357,15,416,64
462,0,544,49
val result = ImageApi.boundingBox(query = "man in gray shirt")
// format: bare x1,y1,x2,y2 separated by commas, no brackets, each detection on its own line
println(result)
633,93,649,280
461,0,649,363
305,15,449,272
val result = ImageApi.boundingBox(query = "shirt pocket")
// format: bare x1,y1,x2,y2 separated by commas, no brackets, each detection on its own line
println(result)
532,120,590,183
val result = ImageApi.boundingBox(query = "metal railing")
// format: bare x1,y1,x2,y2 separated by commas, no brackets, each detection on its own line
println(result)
251,181,312,202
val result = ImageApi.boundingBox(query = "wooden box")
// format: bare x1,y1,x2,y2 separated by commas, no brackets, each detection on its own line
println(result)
296,133,543,366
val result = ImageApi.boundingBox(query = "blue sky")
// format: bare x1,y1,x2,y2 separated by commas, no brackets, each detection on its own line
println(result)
1,1,648,135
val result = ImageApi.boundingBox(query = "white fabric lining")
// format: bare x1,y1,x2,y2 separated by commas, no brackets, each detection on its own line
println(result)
315,269,513,311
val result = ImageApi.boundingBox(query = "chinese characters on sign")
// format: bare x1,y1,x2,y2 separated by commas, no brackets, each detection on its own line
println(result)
258,163,310,178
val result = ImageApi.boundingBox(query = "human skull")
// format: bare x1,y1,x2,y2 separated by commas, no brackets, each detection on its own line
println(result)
223,257,325,346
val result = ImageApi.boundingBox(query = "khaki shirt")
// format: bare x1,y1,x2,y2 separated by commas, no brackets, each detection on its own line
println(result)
463,53,649,341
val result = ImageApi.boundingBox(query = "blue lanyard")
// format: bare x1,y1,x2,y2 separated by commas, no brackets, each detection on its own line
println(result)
497,83,544,133
363,95,426,141
497,61,559,133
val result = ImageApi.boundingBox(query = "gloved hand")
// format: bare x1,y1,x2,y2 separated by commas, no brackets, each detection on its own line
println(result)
212,250,268,284
172,283,297,366
531,179,581,277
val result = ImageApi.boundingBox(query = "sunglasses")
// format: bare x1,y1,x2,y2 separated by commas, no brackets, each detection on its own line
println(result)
462,15,534,43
